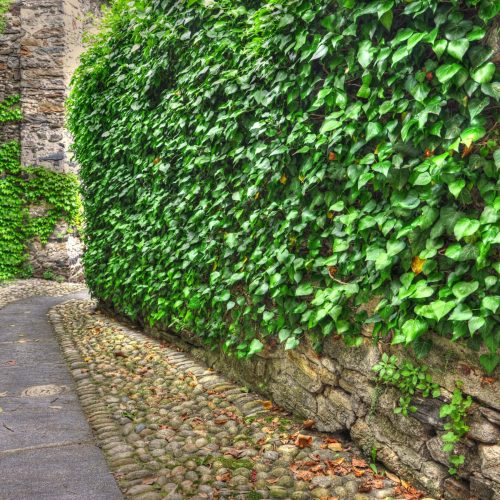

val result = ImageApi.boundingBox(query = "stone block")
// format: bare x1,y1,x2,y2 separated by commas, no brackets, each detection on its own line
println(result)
315,387,355,431
479,444,500,483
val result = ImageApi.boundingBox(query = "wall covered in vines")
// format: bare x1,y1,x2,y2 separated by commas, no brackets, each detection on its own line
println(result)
69,0,499,372
0,98,81,281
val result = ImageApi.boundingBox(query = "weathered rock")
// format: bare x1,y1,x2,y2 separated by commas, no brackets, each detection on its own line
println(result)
470,473,500,500
468,414,499,444
315,388,356,432
480,407,500,427
443,477,470,500
478,444,500,483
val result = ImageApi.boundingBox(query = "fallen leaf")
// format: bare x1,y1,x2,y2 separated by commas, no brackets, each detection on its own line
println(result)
327,442,343,452
358,480,372,493
385,471,401,484
303,419,315,429
295,434,313,448
259,400,273,410
352,458,368,468
216,471,231,482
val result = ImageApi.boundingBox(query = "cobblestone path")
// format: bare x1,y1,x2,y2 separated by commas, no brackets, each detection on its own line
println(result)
0,280,122,500
2,281,428,499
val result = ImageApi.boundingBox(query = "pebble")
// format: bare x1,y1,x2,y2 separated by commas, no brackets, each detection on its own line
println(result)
21,279,426,500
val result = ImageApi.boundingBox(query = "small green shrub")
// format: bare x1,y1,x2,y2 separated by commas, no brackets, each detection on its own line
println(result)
69,0,499,371
373,354,471,474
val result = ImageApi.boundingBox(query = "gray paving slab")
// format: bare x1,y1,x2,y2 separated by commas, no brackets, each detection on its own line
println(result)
0,293,122,500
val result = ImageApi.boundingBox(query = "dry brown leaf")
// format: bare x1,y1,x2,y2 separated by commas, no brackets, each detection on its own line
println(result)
329,457,345,466
358,480,372,493
295,434,313,448
352,458,368,468
302,419,315,429
259,400,274,410
385,471,401,484
327,442,343,452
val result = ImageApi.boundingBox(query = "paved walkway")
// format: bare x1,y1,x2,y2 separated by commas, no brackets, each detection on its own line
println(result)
0,284,122,500
0,281,426,499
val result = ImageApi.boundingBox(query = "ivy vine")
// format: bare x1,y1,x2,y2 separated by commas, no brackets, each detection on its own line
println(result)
0,95,81,280
0,0,11,34
373,354,472,475
69,0,499,371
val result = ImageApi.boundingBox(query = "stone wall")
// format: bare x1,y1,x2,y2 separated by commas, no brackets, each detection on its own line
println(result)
137,320,500,500
0,0,102,280
0,0,21,144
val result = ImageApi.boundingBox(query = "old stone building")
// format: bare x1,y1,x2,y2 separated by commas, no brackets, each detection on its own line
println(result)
0,0,102,280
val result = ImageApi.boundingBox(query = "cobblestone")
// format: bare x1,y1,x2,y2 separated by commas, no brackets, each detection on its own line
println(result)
4,279,424,500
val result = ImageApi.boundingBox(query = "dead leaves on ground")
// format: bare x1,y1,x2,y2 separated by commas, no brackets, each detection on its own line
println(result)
295,434,313,448
302,418,315,429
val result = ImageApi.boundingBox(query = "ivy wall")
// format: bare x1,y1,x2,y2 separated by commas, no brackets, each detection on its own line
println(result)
70,0,499,371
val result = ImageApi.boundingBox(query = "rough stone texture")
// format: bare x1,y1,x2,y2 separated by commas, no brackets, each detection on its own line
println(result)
41,291,425,499
0,0,102,281
135,318,500,500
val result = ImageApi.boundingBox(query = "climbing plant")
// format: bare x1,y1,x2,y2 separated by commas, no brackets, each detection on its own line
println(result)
0,101,81,280
69,0,499,372
0,0,11,33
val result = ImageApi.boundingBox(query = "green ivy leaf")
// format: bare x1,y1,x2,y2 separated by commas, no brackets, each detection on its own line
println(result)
454,218,480,240
447,39,469,61
401,318,428,344
482,296,499,313
285,336,300,350
296,283,313,296
435,63,463,83
480,353,499,374
460,126,486,147
471,62,495,84
415,300,455,321
449,303,473,321
320,116,342,134
448,179,465,198
357,40,374,68
468,316,485,334
247,338,264,357
452,281,479,301
311,44,328,61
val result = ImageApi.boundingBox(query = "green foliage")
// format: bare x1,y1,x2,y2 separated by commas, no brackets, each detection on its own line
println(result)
373,353,441,415
439,387,473,474
0,97,81,280
69,0,499,367
0,0,11,34
373,354,471,475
